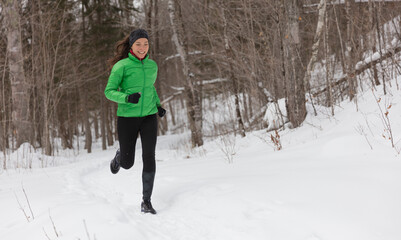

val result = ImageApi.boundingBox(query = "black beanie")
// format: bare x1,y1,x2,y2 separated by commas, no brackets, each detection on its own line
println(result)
129,29,149,48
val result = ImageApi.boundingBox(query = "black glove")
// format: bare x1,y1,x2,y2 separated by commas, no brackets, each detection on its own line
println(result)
157,106,166,118
126,93,141,104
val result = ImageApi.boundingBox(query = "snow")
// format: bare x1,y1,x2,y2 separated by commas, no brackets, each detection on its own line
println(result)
165,51,202,61
2,79,401,240
263,98,287,131
198,78,227,85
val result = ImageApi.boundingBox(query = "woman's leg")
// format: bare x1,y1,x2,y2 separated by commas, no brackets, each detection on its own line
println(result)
118,117,140,169
139,114,158,201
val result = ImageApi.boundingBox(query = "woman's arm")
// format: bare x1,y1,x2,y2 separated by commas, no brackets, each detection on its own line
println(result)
153,87,161,107
104,63,128,104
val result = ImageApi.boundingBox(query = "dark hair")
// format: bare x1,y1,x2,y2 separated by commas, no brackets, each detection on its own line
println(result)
107,35,130,71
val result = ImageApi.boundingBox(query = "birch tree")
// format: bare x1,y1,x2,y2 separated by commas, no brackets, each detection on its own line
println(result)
345,0,357,101
3,0,31,148
303,0,326,92
168,0,203,147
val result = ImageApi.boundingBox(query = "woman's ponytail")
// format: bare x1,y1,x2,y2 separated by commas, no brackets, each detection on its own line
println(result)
107,35,130,71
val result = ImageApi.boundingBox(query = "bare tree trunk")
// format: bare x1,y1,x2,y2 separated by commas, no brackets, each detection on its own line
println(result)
155,0,168,135
303,0,326,88
242,0,256,127
324,4,334,115
80,86,92,153
303,0,326,116
168,0,203,147
105,103,114,146
113,103,118,141
1,46,9,169
30,0,40,149
3,0,31,148
345,0,357,100
368,0,380,86
168,102,176,126
283,0,306,128
58,106,72,150
41,84,52,155
100,85,107,150
220,5,246,137
374,2,386,94
333,3,346,79
145,0,154,30
94,112,99,139
278,3,287,117
148,0,168,135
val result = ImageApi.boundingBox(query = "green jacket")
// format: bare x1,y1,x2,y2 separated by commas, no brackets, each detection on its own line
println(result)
105,53,161,117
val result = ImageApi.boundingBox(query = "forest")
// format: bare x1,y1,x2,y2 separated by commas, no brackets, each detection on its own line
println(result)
1,0,401,162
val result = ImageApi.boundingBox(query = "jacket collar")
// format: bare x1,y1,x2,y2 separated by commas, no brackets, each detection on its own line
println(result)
128,52,149,63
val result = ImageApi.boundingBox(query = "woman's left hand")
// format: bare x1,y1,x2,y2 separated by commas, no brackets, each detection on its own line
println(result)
157,107,166,118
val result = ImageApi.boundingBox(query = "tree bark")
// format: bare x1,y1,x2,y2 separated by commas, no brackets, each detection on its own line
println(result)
1,42,10,168
105,102,114,146
79,85,92,153
220,5,246,137
324,4,334,115
100,85,107,150
374,2,386,94
346,0,357,100
3,0,31,148
283,0,306,128
368,0,381,86
303,0,326,89
168,0,203,147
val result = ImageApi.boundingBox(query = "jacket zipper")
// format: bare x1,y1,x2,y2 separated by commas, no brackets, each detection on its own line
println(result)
140,60,145,116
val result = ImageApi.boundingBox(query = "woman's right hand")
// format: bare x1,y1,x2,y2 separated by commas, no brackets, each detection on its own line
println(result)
126,92,141,103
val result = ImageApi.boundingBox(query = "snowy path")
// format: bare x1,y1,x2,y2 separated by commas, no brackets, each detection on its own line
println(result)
62,148,277,240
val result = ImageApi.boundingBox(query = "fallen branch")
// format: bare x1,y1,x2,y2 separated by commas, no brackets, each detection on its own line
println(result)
161,89,184,105
22,184,35,220
14,191,31,222
49,210,60,238
43,228,51,240
162,78,228,105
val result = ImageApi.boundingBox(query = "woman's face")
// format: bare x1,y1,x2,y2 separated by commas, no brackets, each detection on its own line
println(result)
131,38,149,59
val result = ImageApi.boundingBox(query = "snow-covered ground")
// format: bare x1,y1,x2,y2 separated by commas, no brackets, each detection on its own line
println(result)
1,79,401,240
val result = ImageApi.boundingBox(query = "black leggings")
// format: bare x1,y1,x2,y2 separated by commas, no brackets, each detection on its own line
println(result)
118,114,157,201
